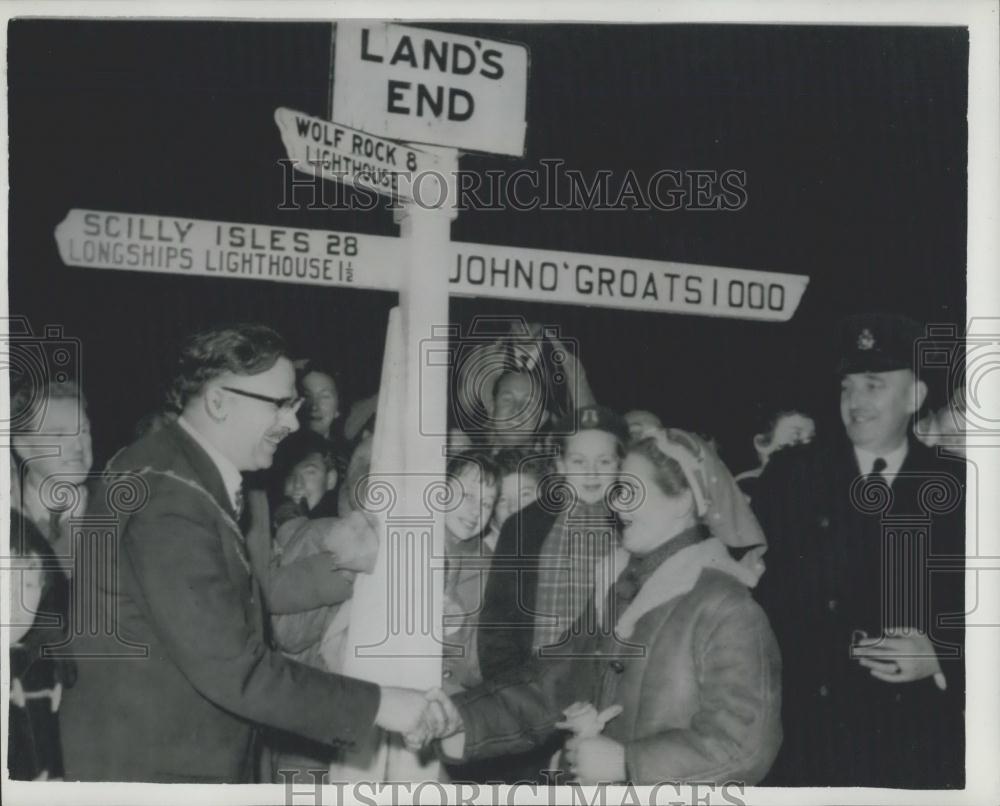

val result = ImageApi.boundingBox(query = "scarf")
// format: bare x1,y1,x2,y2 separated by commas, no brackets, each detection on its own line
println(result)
533,498,617,651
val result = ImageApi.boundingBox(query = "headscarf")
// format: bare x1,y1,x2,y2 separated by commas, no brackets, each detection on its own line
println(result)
650,428,767,551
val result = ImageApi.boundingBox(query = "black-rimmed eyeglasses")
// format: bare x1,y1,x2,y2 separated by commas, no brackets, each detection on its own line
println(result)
222,386,304,413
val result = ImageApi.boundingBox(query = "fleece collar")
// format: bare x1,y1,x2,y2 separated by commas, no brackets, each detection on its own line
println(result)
597,536,764,639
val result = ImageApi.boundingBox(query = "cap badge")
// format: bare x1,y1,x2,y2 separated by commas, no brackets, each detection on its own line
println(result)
857,328,876,351
581,408,599,428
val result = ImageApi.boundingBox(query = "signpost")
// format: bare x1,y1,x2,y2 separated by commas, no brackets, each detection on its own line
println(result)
52,21,812,786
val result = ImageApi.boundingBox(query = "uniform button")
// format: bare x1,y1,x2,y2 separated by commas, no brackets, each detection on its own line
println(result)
610,660,626,673
442,669,452,679
818,516,831,529
827,599,838,612
819,685,830,697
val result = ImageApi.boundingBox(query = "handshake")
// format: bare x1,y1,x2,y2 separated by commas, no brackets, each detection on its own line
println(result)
375,686,465,754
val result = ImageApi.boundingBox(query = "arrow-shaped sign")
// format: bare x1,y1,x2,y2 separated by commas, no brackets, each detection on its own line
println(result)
275,107,444,202
54,208,809,321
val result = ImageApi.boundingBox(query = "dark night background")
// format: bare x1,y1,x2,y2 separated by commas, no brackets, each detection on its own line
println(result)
7,20,968,472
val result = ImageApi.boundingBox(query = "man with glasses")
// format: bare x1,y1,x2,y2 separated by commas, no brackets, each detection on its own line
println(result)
60,323,428,783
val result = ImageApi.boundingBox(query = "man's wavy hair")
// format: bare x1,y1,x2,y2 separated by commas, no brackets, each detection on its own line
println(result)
165,324,289,412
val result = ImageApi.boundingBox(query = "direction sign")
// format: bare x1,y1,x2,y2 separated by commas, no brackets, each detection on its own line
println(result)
54,209,809,321
449,242,809,322
274,107,442,201
53,209,399,292
331,22,528,156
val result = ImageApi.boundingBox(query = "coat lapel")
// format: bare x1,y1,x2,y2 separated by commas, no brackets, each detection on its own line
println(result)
151,424,251,577
167,423,241,523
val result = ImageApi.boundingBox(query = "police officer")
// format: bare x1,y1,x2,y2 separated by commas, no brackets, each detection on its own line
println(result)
752,313,965,788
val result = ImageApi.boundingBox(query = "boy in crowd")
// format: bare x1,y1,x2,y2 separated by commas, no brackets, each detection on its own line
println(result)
264,431,380,780
273,430,341,526
735,406,816,501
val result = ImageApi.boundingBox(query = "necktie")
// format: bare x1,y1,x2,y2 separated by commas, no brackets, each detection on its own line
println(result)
233,487,245,521
864,457,889,500
47,510,63,548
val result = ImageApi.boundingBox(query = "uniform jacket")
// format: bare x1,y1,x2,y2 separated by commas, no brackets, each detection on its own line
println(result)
752,435,965,787
59,422,380,783
450,533,783,785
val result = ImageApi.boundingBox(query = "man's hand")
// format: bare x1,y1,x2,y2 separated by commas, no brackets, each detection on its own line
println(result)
563,734,626,784
374,686,427,736
853,629,944,684
321,511,380,573
400,688,466,754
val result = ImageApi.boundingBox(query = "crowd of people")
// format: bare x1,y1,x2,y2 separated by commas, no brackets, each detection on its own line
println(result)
7,312,966,788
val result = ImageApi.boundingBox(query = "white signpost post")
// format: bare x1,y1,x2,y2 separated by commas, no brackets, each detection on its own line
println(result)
52,21,812,786
326,19,500,782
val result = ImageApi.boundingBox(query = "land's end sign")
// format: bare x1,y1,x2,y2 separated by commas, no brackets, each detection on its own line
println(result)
331,22,528,157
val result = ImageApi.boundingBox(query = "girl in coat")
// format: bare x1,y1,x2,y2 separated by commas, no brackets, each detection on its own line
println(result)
442,451,501,695
435,428,783,785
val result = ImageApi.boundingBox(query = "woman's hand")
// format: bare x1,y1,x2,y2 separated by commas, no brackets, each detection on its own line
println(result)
556,702,623,738
563,734,626,784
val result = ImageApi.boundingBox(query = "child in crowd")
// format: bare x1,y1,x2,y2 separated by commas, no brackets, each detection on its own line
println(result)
439,451,501,783
442,452,501,696
479,406,627,684
272,431,341,527
915,384,967,458
488,449,552,550
467,406,626,783
263,433,379,780
735,407,816,501
623,409,663,444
